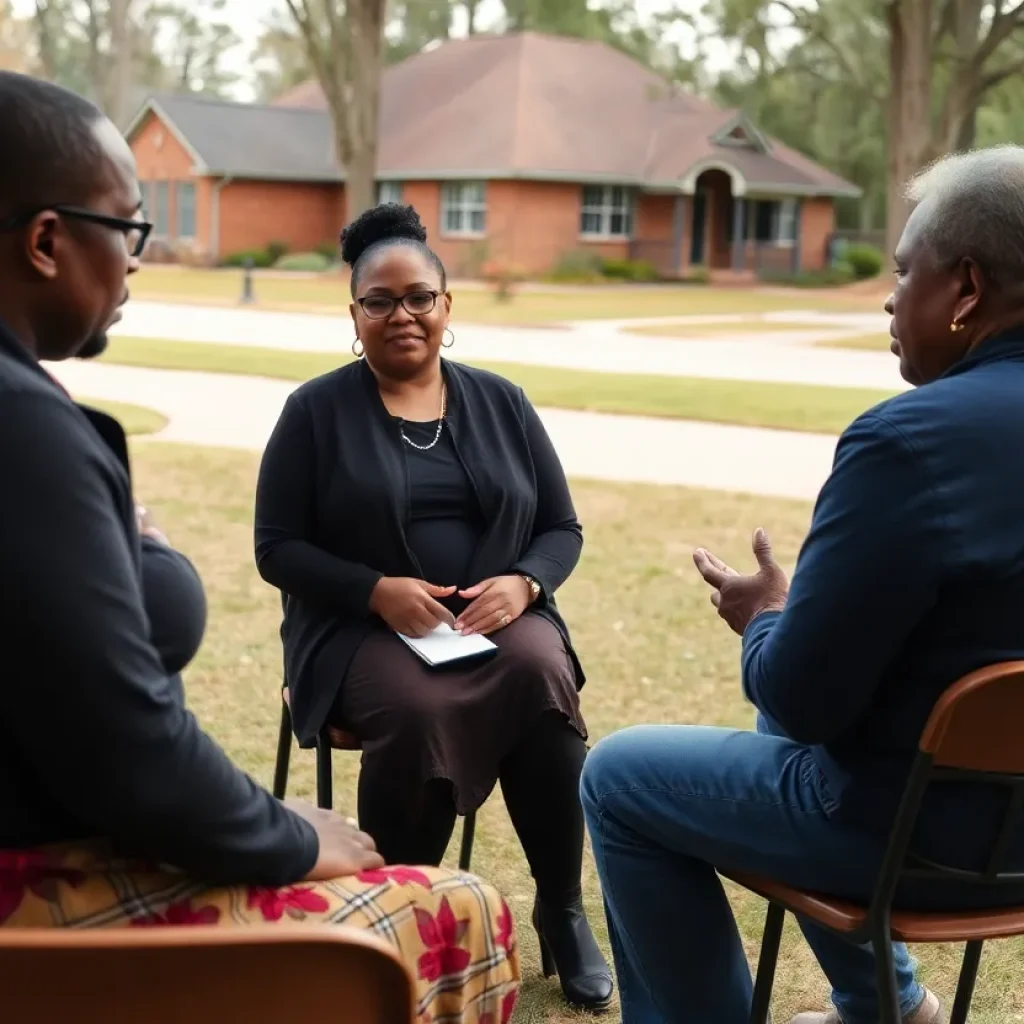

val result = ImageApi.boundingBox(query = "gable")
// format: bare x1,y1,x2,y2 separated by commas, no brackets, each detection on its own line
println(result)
129,108,203,179
710,113,770,153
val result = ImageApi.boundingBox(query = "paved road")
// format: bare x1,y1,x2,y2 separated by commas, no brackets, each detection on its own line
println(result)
111,301,905,392
53,360,838,501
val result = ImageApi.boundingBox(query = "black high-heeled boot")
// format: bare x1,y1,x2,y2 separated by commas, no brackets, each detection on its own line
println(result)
532,893,614,1012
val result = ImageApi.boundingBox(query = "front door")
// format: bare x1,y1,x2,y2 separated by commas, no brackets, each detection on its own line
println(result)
690,188,708,265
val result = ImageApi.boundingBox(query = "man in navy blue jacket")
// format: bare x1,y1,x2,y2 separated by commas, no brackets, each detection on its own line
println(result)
582,147,1024,1024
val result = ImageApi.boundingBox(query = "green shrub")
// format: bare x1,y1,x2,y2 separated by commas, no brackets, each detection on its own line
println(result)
266,240,289,264
765,262,856,288
274,251,332,272
545,249,606,284
315,241,339,262
221,248,273,269
601,257,659,282
844,243,884,280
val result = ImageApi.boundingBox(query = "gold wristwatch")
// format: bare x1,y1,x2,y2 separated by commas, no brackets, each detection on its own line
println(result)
519,574,542,603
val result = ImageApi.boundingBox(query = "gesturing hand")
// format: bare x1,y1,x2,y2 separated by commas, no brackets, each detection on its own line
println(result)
285,798,385,880
369,577,456,638
693,528,790,636
455,575,532,636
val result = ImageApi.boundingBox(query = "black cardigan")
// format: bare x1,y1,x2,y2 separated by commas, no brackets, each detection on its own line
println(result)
254,358,586,745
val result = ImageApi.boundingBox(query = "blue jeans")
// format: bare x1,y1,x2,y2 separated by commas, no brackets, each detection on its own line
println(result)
580,723,926,1024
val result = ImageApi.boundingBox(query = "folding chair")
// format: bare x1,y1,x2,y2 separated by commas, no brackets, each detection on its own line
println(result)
726,661,1024,1024
0,925,413,1023
273,689,478,872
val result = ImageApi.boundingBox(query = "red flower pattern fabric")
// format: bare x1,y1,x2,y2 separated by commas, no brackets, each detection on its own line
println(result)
246,885,330,922
415,896,472,981
0,850,85,925
357,866,432,889
131,899,221,926
478,989,519,1024
494,900,514,952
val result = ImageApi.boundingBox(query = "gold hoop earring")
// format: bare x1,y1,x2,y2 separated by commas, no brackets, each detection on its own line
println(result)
442,327,455,349
950,320,965,333
352,338,364,357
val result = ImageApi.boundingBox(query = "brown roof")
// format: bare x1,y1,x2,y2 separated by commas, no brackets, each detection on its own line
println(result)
135,32,859,197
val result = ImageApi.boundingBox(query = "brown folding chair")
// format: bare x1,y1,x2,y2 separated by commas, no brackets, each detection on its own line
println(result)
726,661,1024,1024
0,924,413,1023
273,689,478,872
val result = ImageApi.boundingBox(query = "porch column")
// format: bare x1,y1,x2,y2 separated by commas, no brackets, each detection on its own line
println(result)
792,198,804,273
671,194,686,276
731,198,745,271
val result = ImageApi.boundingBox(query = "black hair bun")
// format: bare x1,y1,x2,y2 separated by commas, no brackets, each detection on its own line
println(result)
339,202,427,267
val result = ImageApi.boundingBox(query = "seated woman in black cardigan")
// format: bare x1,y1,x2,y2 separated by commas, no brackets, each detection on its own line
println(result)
254,203,612,1012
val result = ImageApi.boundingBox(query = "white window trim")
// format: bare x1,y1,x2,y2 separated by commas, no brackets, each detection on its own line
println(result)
175,181,197,240
772,198,798,248
151,180,170,239
377,181,404,205
440,182,487,238
579,185,634,241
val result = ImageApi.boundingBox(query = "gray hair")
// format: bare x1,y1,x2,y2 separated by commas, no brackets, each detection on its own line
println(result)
904,145,1024,294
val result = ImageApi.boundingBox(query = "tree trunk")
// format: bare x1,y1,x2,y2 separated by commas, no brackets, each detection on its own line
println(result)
107,0,134,127
343,0,387,220
464,0,479,34
885,0,933,261
32,0,59,80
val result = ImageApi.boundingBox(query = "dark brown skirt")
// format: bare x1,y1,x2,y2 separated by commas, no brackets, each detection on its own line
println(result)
330,612,587,814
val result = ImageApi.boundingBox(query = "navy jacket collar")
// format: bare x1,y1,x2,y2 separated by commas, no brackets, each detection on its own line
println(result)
944,326,1024,379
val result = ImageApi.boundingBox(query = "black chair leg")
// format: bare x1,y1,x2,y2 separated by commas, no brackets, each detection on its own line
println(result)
458,810,477,872
872,919,902,1024
749,902,784,1024
272,700,292,800
949,939,984,1024
315,730,333,810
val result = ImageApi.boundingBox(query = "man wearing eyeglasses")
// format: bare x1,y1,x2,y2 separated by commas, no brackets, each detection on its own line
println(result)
0,73,395,893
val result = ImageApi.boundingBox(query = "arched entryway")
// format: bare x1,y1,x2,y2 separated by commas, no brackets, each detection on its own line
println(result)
688,168,737,269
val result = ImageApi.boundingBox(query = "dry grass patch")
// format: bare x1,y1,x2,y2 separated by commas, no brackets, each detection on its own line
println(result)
132,266,876,322
817,332,891,352
78,398,168,435
133,441,1024,1024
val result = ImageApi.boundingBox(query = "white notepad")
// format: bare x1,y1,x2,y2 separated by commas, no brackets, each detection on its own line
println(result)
396,622,498,668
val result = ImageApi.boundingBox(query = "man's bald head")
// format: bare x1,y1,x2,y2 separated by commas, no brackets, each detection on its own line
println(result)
0,71,107,218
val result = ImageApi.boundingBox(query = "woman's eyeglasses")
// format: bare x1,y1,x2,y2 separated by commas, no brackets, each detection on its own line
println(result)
357,289,439,320
0,204,153,258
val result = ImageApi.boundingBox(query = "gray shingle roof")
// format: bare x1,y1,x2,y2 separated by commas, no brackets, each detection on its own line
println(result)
139,93,339,182
128,33,860,198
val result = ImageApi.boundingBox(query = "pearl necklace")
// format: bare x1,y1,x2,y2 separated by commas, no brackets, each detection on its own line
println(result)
400,383,447,451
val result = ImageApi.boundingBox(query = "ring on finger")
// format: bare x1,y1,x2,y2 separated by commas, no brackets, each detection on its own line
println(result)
499,613,511,627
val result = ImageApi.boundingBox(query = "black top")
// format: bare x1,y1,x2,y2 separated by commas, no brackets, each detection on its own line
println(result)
255,359,584,746
400,418,483,611
0,321,318,884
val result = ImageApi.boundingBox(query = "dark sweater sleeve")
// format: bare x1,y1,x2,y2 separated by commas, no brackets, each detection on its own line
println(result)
739,414,945,745
0,394,318,886
511,393,583,599
140,538,208,676
254,392,383,615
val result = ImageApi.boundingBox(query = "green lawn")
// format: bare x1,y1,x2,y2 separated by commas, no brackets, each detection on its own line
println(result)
817,332,891,352
77,398,168,435
131,266,878,323
102,336,897,435
134,441,1024,1024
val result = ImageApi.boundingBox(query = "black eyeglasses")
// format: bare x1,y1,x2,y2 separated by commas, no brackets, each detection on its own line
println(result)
0,204,153,257
357,289,439,320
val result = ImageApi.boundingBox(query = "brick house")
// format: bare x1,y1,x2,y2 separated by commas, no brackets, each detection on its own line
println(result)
125,31,860,277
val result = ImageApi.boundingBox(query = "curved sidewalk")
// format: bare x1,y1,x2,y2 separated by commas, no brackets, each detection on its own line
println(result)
52,361,837,501
112,301,905,392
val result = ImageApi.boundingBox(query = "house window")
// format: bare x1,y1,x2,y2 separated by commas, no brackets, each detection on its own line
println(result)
152,181,169,236
440,182,486,236
775,198,798,245
377,181,403,205
580,185,633,239
176,182,196,239
741,199,799,246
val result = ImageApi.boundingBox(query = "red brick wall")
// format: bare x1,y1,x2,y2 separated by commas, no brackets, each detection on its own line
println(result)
218,181,344,258
799,197,836,271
